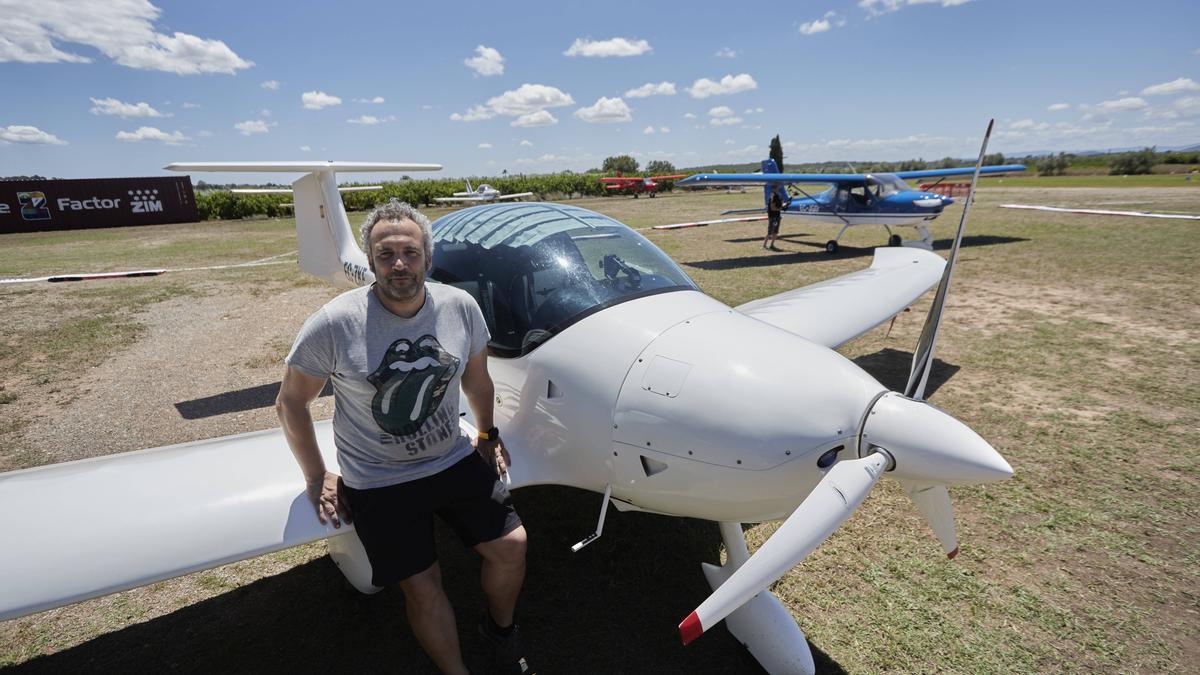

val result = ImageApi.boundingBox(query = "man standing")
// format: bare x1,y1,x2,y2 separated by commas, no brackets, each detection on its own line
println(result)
764,189,783,251
276,200,531,675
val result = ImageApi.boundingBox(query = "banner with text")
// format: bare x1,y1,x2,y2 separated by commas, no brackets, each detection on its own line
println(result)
0,177,198,233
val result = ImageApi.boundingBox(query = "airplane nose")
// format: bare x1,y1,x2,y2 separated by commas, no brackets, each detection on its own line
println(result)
860,393,1012,485
942,196,955,206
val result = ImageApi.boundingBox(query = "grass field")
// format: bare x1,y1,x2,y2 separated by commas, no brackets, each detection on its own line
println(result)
1,183,1197,673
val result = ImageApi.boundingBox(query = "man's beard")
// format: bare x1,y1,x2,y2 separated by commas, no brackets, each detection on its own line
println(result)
376,272,424,303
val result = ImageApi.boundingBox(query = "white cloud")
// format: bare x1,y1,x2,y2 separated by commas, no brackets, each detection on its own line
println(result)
710,116,743,126
724,139,735,145
260,80,280,90
1142,96,1200,120
478,142,493,149
625,81,676,98
1141,77,1200,96
574,97,632,123
1098,96,1148,111
0,125,67,145
450,105,496,122
465,45,504,76
196,130,213,137
684,112,697,119
115,126,188,144
0,1,253,74
859,0,973,18
181,102,199,109
643,126,655,134
1010,118,1049,131
564,37,651,58
714,47,737,58
519,139,533,146
89,97,169,118
347,115,395,125
488,84,575,116
233,119,273,135
687,74,758,98
512,110,558,127
355,96,386,104
300,145,311,152
1047,103,1070,112
709,106,736,118
801,11,846,35
302,91,342,109
659,127,670,133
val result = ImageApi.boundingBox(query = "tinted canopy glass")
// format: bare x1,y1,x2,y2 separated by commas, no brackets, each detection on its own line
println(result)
429,203,698,357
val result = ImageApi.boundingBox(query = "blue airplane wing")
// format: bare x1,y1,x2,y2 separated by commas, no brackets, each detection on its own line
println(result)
893,164,1026,180
678,172,866,186
679,164,1025,187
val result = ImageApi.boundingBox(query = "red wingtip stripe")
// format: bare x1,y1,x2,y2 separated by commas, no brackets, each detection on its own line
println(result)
947,546,959,560
679,612,704,646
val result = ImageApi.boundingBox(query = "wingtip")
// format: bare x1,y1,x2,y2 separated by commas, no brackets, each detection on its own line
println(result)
947,546,959,560
679,611,704,646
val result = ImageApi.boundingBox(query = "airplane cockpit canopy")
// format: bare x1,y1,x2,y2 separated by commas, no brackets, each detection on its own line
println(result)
429,203,699,357
865,173,912,198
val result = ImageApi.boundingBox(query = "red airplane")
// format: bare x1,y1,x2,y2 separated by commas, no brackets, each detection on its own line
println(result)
600,172,687,198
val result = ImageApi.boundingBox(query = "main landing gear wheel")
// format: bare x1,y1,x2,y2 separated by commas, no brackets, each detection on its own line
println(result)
888,234,902,247
825,240,838,254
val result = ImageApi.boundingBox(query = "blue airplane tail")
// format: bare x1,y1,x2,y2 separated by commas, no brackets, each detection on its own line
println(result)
761,158,785,210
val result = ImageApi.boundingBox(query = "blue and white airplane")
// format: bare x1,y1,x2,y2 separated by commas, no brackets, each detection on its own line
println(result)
679,160,1026,253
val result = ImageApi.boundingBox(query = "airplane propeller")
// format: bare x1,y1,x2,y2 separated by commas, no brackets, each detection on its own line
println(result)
679,120,1010,645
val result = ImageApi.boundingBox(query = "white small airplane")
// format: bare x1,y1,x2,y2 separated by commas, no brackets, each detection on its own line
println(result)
435,179,533,203
0,126,1012,673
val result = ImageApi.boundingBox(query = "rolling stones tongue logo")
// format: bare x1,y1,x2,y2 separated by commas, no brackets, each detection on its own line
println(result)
367,335,460,437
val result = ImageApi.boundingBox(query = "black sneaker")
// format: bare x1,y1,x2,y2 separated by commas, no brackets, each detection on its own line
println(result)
479,614,534,674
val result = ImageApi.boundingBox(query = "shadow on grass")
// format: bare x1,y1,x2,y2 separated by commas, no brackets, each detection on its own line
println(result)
174,381,333,419
10,485,847,674
685,235,1027,271
853,347,961,399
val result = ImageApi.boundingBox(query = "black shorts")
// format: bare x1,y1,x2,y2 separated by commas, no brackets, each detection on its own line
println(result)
341,452,522,586
767,214,781,236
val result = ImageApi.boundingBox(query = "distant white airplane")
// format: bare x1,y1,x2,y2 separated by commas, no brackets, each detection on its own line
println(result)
435,179,533,203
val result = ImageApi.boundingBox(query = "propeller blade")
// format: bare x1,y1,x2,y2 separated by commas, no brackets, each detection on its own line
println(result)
679,452,890,645
901,481,959,558
905,119,994,401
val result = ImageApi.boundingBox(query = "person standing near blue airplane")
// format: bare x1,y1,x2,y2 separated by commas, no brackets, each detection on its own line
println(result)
764,189,783,251
277,199,533,675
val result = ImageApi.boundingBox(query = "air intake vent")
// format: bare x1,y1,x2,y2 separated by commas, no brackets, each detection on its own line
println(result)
640,455,669,477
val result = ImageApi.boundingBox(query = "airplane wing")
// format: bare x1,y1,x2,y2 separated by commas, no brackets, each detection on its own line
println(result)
0,423,342,620
496,192,534,200
435,196,492,203
0,415,534,621
893,164,1025,180
679,172,863,186
680,165,1025,187
737,247,946,349
231,186,382,194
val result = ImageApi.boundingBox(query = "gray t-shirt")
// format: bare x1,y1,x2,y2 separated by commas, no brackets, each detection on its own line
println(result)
286,282,490,489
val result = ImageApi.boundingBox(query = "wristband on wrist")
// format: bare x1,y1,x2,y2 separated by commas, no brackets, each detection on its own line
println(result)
477,426,500,441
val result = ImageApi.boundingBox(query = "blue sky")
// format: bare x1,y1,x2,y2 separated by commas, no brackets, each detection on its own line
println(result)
2,0,1198,183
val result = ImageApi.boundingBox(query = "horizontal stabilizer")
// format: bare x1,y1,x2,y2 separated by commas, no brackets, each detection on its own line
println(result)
166,161,441,173
737,247,945,348
231,186,383,194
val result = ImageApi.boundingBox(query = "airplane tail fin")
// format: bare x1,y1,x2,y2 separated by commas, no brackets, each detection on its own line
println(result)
165,161,440,287
465,179,474,194
761,158,784,210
